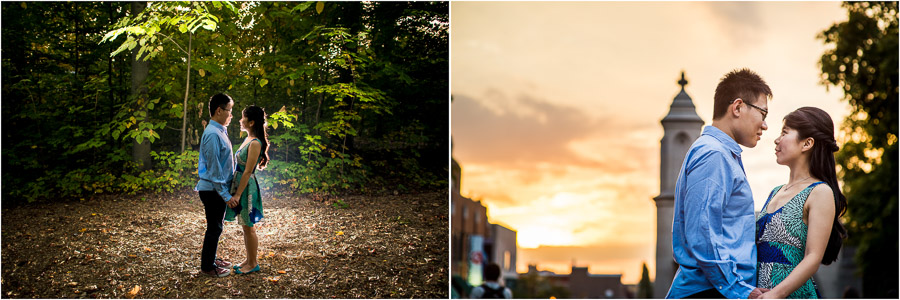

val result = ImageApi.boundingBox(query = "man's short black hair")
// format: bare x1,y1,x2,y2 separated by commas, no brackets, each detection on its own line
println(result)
208,93,233,118
713,68,772,120
484,263,501,282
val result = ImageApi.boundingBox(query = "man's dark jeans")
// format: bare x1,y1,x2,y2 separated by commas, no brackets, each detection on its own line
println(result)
199,191,226,272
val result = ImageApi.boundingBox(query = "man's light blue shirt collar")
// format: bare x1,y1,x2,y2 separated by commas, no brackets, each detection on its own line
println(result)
209,119,226,133
703,125,742,157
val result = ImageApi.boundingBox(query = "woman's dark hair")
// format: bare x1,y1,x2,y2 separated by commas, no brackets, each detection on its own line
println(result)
242,105,269,170
783,106,847,265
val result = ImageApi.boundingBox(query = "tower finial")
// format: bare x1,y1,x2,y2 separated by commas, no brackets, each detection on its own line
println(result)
678,71,688,89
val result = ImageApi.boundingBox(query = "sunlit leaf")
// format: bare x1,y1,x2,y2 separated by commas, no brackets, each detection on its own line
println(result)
291,2,313,13
202,19,216,31
316,2,324,14
259,78,268,87
127,285,140,298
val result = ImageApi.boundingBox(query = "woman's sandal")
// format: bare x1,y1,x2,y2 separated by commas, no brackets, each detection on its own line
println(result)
234,264,260,275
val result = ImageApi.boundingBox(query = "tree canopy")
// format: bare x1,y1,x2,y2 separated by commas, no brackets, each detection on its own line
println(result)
818,1,898,297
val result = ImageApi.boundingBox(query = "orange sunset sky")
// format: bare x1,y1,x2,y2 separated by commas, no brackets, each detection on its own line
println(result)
451,2,852,284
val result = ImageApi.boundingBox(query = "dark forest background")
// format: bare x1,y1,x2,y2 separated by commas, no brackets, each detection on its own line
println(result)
1,1,448,203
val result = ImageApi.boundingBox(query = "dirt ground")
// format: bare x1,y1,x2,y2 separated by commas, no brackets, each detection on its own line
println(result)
1,188,449,298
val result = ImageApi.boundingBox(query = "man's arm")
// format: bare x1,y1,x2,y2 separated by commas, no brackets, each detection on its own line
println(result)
213,137,232,202
681,153,755,299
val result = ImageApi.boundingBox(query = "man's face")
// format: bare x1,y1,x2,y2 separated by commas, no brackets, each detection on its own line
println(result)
219,101,234,126
736,93,768,148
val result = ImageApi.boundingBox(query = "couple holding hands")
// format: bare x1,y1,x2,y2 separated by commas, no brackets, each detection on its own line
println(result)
195,93,270,277
667,69,847,299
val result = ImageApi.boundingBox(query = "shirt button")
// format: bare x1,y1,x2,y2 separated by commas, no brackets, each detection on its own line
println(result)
718,286,723,290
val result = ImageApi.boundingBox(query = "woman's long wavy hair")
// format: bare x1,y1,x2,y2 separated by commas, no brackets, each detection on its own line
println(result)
783,106,847,265
243,105,269,170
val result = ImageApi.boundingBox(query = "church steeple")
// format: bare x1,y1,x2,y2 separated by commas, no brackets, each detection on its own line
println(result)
653,71,705,298
662,71,703,124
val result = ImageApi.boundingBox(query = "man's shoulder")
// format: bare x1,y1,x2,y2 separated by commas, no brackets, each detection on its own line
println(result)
200,125,227,142
688,135,732,160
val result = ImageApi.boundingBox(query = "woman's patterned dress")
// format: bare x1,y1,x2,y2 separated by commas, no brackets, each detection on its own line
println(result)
225,138,264,227
755,181,824,298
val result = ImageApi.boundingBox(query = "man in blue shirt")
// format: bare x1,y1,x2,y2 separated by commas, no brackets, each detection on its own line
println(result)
667,69,772,299
195,93,235,277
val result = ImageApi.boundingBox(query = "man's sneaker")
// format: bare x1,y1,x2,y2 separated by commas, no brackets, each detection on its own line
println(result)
201,267,231,277
215,258,233,269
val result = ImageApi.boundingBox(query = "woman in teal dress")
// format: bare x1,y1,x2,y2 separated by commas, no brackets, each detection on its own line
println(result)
225,105,270,275
755,107,847,298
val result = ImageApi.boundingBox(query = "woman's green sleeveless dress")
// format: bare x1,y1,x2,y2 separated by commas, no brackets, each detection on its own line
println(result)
756,182,825,298
225,138,264,227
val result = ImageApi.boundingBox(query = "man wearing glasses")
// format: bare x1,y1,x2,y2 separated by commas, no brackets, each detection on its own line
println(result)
195,93,236,277
667,69,771,299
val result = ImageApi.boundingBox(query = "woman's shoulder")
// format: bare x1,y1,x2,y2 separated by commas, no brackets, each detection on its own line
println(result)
806,182,835,207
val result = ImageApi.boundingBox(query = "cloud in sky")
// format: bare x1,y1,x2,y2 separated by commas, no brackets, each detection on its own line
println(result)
452,92,605,167
702,2,767,50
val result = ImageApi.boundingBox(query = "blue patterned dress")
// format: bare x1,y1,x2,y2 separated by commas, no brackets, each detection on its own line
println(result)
224,138,264,227
756,182,824,299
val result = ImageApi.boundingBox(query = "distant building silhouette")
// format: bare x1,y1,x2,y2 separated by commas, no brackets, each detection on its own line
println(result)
491,223,518,286
654,72,704,298
526,265,627,298
451,142,518,292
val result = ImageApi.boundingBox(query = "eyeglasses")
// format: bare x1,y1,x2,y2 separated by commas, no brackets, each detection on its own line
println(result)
735,98,767,121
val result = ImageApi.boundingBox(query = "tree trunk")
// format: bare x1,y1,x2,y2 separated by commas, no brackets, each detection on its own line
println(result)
130,1,151,170
107,2,115,133
181,30,192,153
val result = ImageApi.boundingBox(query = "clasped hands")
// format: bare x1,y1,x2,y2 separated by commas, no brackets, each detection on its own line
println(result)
226,196,240,208
749,287,777,299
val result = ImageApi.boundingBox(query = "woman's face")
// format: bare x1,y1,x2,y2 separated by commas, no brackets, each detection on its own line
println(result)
774,124,806,166
240,114,252,133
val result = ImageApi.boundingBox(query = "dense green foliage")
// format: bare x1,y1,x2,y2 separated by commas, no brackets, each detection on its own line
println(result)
817,2,898,297
1,1,448,203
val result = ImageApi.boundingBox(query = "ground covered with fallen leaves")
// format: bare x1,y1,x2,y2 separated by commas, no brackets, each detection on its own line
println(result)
1,188,448,298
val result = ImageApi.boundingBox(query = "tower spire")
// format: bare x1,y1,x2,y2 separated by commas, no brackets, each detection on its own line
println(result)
678,71,688,90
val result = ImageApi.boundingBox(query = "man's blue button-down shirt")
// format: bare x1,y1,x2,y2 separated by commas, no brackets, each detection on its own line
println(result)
667,126,757,299
195,120,234,202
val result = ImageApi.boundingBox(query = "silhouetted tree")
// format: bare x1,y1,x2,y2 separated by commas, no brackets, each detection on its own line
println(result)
637,262,653,298
818,2,898,297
